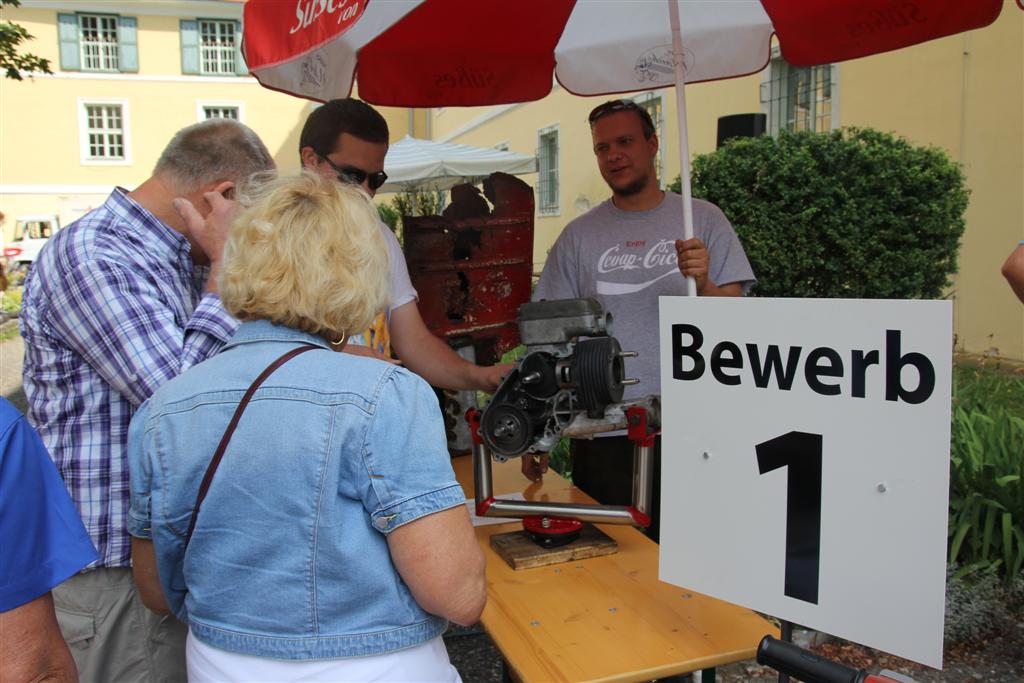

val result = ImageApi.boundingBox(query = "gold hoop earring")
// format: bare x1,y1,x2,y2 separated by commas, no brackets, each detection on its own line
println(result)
330,332,347,346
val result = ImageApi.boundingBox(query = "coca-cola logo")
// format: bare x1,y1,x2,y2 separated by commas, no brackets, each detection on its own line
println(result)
633,45,693,84
598,240,678,274
289,0,366,36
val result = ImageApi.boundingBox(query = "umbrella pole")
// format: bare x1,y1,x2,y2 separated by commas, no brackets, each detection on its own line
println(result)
668,0,697,297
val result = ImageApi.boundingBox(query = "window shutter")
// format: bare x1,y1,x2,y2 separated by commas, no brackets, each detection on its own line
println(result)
234,21,248,76
118,16,138,73
180,19,199,74
58,13,80,71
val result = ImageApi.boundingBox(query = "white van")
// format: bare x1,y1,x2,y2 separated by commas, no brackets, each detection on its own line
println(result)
3,214,61,272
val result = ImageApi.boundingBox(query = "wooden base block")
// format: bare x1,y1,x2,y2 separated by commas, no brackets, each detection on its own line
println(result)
489,523,619,570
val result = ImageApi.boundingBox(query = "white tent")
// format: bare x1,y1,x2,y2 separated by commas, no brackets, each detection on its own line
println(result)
379,135,536,194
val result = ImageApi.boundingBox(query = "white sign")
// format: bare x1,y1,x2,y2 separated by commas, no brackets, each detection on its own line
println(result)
657,297,952,669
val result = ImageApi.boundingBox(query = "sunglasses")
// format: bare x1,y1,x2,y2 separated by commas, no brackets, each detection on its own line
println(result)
588,99,643,124
319,154,388,191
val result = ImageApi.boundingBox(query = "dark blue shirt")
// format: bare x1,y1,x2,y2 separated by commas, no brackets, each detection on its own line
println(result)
0,397,97,611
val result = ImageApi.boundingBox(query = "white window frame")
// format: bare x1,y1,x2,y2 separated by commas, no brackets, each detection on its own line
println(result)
760,47,839,136
77,97,131,166
537,123,560,217
196,100,245,123
78,13,120,72
631,91,665,189
198,19,237,75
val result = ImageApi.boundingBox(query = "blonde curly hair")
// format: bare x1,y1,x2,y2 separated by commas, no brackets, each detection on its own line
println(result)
219,172,389,342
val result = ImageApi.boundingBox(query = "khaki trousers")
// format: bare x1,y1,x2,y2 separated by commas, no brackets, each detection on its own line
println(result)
53,567,187,683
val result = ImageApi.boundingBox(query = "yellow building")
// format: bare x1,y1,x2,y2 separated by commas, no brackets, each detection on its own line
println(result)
427,3,1023,362
0,0,419,237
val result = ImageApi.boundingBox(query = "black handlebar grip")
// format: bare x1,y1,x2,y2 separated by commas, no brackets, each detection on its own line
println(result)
757,635,867,683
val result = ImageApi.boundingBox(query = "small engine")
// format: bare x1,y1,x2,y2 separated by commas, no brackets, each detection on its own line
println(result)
480,298,638,458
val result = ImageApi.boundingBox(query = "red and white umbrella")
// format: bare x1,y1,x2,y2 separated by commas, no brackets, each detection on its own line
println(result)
243,0,1007,290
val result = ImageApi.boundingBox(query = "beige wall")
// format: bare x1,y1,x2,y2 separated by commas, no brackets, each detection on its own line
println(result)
837,7,1023,360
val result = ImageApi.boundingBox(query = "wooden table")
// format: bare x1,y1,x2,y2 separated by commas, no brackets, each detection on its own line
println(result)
452,455,777,683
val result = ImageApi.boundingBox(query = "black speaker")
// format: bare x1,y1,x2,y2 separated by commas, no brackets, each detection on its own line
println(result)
717,113,767,149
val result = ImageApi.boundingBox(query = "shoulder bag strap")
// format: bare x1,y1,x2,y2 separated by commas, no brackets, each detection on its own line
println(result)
183,344,320,548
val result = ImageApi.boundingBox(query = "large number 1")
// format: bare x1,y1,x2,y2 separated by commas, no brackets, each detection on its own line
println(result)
756,431,823,605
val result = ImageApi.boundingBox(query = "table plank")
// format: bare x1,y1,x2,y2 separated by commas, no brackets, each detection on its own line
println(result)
452,454,777,683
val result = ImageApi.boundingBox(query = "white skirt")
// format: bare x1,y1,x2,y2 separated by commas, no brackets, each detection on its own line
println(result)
186,629,463,683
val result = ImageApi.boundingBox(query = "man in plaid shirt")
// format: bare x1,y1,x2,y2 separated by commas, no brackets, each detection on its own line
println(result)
19,119,274,682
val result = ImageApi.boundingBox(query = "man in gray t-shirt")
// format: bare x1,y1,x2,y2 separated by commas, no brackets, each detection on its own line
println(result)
526,99,755,542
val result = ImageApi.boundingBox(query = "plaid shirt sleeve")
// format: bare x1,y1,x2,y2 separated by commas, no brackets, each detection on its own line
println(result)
47,259,238,407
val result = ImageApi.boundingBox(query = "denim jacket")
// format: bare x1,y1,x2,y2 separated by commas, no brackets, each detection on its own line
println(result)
127,320,465,660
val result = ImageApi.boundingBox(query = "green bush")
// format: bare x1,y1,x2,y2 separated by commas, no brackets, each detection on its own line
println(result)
670,128,969,299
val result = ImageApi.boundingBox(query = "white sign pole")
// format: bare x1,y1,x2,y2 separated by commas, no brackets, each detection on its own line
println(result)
658,296,952,669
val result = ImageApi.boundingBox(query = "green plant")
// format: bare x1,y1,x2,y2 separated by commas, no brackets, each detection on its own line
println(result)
377,201,401,234
948,401,1024,582
1,286,22,315
670,128,969,299
393,188,445,220
548,435,571,479
954,362,1024,416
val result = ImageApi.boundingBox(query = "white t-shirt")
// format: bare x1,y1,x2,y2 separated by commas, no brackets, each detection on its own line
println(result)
348,222,418,353
187,631,462,683
381,222,418,311
534,194,755,400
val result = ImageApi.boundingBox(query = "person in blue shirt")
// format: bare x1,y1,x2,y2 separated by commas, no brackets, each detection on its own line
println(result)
0,397,98,682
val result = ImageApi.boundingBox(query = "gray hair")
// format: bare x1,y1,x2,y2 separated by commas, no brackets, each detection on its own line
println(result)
154,119,274,192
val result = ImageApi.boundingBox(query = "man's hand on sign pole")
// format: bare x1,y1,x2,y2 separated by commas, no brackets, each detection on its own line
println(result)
675,237,710,294
675,237,744,297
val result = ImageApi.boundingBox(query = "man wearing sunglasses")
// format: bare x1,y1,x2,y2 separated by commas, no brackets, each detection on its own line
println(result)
298,98,508,392
523,99,755,543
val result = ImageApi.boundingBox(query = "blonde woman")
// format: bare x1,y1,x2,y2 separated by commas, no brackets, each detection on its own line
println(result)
126,172,485,682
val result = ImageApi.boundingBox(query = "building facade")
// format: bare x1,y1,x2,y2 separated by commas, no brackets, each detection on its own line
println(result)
0,0,420,238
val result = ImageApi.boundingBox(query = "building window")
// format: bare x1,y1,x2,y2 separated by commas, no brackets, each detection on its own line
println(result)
79,14,119,71
85,105,124,159
537,125,559,215
199,20,237,74
78,99,130,165
181,19,246,76
203,106,238,120
197,101,245,122
633,92,665,189
762,56,836,135
58,13,138,73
